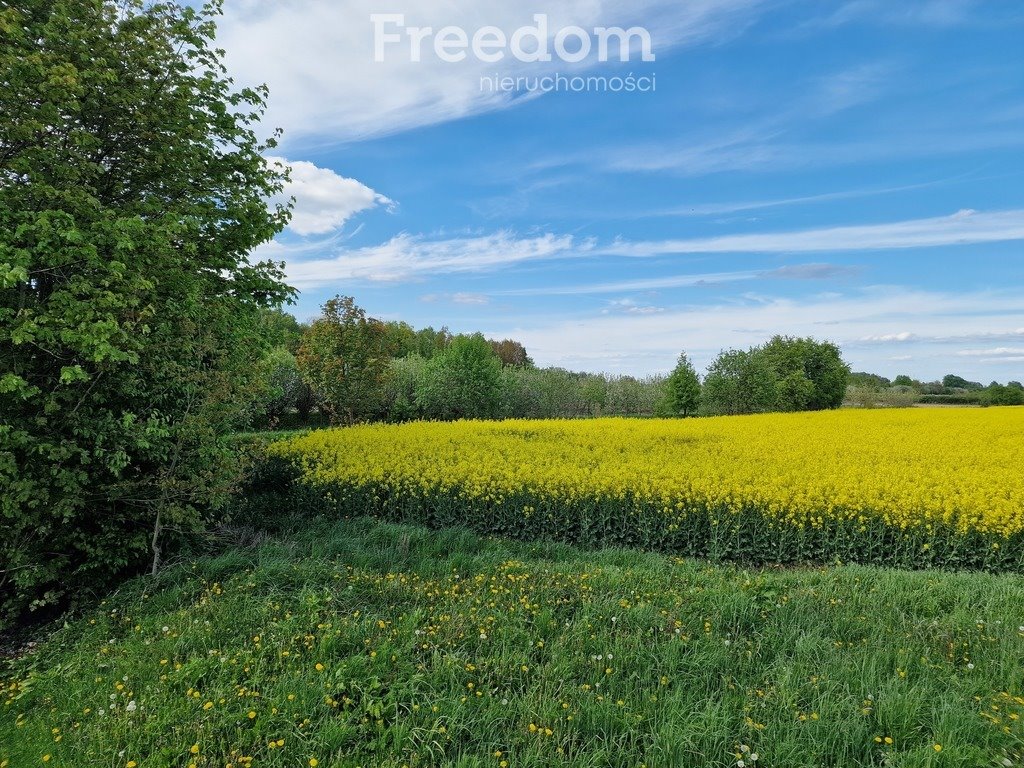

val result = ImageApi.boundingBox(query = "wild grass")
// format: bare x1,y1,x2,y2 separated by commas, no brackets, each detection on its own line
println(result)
3,518,1024,768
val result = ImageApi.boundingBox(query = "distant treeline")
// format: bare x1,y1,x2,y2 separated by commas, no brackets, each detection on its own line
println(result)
248,295,851,428
845,372,1024,408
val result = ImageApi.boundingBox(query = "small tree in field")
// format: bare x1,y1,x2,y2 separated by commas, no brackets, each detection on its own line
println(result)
297,296,391,424
702,349,778,415
664,351,701,417
0,0,292,622
416,334,502,420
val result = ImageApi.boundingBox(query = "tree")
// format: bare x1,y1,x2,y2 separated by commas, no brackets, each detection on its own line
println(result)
296,296,390,425
260,308,308,354
664,352,701,417
760,336,849,411
943,374,984,391
849,372,891,389
384,354,427,422
249,347,314,428
702,349,778,415
892,375,917,388
985,382,1024,406
414,326,453,359
490,338,533,368
0,0,292,621
416,334,502,420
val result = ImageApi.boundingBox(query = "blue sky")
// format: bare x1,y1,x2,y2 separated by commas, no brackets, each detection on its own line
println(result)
216,0,1024,380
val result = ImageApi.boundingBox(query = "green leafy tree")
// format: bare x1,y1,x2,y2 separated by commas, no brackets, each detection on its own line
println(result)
489,338,533,368
381,320,419,359
848,372,891,389
296,296,390,425
416,334,502,420
249,347,314,428
701,349,778,415
0,0,292,621
664,352,701,417
384,354,428,422
260,308,308,354
942,374,984,391
892,375,917,388
414,326,453,359
760,336,850,411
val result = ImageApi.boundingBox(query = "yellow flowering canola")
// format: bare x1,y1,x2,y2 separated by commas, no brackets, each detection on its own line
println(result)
273,408,1024,566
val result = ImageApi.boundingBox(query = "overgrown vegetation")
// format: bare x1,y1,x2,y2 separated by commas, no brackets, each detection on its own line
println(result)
3,518,1023,768
844,372,1024,409
0,0,292,623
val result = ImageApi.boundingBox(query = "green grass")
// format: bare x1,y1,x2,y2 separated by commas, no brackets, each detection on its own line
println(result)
3,518,1024,768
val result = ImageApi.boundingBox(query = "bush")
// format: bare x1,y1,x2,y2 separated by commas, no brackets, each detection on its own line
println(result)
0,1,291,625
416,334,502,420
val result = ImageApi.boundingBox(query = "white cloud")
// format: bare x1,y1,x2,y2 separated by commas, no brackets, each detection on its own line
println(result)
584,126,1024,176
639,180,943,218
261,207,1024,294
956,347,1024,357
502,268,758,296
422,292,490,305
483,287,1024,378
268,157,392,236
280,231,585,286
597,208,1024,256
217,0,765,143
603,298,665,315
860,332,916,342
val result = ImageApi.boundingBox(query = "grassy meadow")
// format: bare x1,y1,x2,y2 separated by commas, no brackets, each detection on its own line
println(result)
5,409,1024,767
3,518,1024,768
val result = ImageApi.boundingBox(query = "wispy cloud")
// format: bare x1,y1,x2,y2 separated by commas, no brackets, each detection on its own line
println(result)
264,207,1024,292
804,0,1001,30
956,346,1024,357
486,287,1024,376
500,269,758,296
602,298,666,315
595,127,1024,176
421,292,491,305
763,264,861,279
280,231,587,287
634,180,947,219
598,209,1024,256
218,0,767,144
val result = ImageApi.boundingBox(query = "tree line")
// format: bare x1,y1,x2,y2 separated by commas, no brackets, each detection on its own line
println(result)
846,372,1024,408
246,295,852,428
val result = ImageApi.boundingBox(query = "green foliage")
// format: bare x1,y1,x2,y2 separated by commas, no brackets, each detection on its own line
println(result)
382,322,454,360
5,516,1024,767
383,353,429,422
490,338,533,367
844,386,921,409
259,308,308,354
664,351,701,417
296,296,390,425
416,334,502,420
702,349,779,415
984,383,1024,407
0,0,291,623
248,347,314,427
848,371,891,389
703,338,849,416
760,336,850,411
943,374,984,391
892,375,917,388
